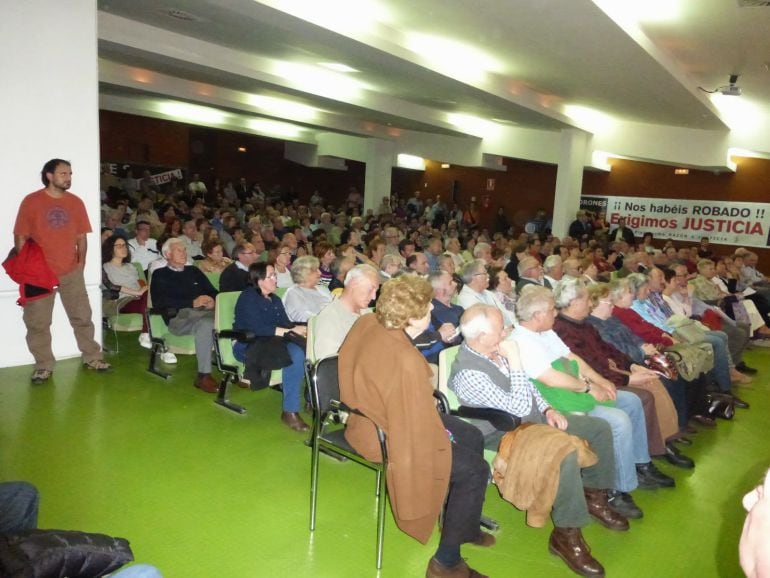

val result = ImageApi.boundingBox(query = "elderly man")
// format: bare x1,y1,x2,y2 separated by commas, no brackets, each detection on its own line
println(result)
543,255,564,288
568,210,593,242
457,260,514,331
516,256,546,291
450,305,631,577
511,285,675,491
150,238,218,393
444,237,466,270
425,237,443,273
473,242,493,265
609,217,635,246
219,241,258,292
179,220,203,259
431,271,463,329
406,252,430,276
312,265,379,362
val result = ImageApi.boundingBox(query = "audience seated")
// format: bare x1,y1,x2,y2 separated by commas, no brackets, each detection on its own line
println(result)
127,220,160,273
282,256,333,323
219,241,258,293
198,239,232,273
150,238,218,393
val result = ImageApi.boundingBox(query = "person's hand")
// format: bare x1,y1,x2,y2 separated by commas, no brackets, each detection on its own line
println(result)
588,382,611,402
641,343,658,356
193,295,214,309
438,323,456,342
628,371,654,386
545,408,568,431
291,326,308,337
138,285,149,295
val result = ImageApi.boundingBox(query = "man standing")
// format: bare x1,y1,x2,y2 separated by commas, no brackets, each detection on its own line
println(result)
13,159,111,383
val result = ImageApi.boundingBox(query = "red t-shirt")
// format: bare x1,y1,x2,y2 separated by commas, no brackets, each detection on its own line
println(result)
13,188,92,276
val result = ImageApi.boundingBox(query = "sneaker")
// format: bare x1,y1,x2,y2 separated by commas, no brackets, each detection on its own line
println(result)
30,369,52,384
749,338,770,348
83,359,112,372
138,333,152,349
160,352,178,364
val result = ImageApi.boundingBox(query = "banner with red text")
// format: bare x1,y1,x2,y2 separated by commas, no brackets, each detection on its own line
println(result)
580,195,770,248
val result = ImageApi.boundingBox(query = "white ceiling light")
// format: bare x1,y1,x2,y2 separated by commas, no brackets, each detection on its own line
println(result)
593,0,683,24
396,154,425,170
156,101,228,124
562,104,615,132
248,118,304,138
248,94,318,121
405,32,503,84
259,0,391,35
318,62,359,73
271,61,367,101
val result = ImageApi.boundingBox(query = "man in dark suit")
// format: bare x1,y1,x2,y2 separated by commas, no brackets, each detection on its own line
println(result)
568,210,593,243
219,241,258,292
609,217,635,246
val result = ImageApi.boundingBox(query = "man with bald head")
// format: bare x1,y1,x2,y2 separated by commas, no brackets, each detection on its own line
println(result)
449,304,628,577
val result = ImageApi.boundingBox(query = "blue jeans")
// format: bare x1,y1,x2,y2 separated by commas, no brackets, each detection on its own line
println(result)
111,565,163,578
703,331,731,391
281,342,305,412
588,390,650,492
0,481,39,533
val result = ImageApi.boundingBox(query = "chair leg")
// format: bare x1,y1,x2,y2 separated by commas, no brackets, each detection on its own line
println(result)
214,373,246,414
147,342,171,379
375,467,387,569
309,438,321,531
375,469,382,497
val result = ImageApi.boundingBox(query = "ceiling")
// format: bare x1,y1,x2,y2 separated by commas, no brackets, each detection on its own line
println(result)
96,0,770,159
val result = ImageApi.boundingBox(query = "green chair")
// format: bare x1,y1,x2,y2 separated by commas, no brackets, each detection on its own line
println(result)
146,271,196,379
203,271,221,291
212,291,281,414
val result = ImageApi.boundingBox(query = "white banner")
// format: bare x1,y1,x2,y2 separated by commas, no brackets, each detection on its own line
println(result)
580,195,770,248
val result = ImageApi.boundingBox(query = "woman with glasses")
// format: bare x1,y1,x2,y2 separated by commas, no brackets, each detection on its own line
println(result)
101,234,150,348
273,241,294,288
233,262,308,432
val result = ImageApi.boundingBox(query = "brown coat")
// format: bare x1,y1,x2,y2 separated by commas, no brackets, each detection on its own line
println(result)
338,313,451,544
493,423,597,528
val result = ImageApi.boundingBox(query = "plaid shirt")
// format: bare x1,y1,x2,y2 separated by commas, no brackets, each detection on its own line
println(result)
450,344,550,418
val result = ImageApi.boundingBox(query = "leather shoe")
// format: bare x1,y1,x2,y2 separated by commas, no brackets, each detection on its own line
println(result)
671,435,692,446
607,490,643,519
426,557,488,578
281,411,309,432
583,488,629,531
727,392,750,409
548,527,605,577
690,415,716,429
659,442,694,469
736,362,758,374
194,374,219,393
470,531,496,547
636,462,676,489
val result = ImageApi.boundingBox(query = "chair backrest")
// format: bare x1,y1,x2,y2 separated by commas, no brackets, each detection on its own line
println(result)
275,286,288,298
214,291,243,369
312,355,340,417
306,314,318,365
132,262,147,284
437,345,461,410
204,271,221,291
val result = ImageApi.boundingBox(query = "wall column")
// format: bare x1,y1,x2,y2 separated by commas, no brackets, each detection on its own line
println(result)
363,139,395,215
551,129,590,238
0,1,101,368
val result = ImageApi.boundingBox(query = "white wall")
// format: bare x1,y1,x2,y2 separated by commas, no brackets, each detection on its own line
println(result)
1,1,101,368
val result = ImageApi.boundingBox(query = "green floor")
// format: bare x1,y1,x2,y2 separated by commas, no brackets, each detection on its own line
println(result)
1,333,768,578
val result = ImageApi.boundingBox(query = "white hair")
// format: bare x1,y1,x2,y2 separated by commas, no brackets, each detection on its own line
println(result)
543,254,562,274
161,237,185,258
344,264,379,286
460,304,498,340
515,285,553,322
553,277,586,310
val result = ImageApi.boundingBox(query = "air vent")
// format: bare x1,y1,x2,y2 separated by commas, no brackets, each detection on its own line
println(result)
737,0,770,6
166,8,198,21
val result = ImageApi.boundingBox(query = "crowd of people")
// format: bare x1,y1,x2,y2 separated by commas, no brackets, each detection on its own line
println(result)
10,163,768,577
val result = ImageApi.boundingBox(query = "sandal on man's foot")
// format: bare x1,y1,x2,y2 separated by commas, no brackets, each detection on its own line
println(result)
31,369,52,384
83,359,112,372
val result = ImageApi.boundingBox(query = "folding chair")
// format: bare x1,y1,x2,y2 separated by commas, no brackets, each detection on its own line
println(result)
212,291,283,414
308,355,389,569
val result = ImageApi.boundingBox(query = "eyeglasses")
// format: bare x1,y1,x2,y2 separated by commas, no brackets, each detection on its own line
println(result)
114,242,127,248
265,274,278,280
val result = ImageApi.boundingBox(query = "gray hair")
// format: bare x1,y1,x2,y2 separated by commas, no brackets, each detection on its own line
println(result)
607,279,633,303
290,255,320,284
444,237,459,251
473,242,491,258
517,256,540,277
344,264,379,286
625,272,650,297
516,285,554,322
543,254,563,274
380,253,401,272
428,270,450,290
161,237,185,258
553,277,586,310
461,259,487,284
460,304,500,341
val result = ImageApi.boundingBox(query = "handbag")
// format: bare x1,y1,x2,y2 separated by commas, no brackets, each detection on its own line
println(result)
643,351,678,381
667,315,709,344
706,392,735,420
664,342,714,381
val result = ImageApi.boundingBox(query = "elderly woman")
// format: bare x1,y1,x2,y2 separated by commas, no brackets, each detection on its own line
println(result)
339,275,490,578
198,239,232,273
102,234,150,348
273,241,294,288
233,262,308,432
624,272,750,407
379,253,401,283
552,278,688,468
587,281,711,437
282,256,333,323
487,266,517,326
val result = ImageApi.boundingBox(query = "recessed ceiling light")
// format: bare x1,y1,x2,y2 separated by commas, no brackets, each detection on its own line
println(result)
237,147,247,153
491,118,519,126
318,62,359,73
